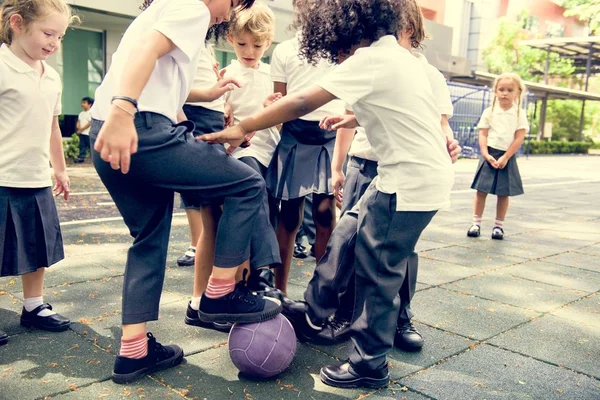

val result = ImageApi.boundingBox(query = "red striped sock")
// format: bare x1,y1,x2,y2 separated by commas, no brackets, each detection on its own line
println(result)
473,215,482,226
494,218,504,228
205,277,235,299
119,333,148,359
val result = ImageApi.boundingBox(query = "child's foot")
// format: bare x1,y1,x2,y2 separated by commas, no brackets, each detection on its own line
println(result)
0,331,8,346
320,361,390,389
176,246,195,267
198,280,282,324
112,333,183,384
491,227,504,240
467,224,481,237
247,268,286,302
394,320,424,352
20,304,70,332
314,317,352,345
293,243,308,259
184,301,232,332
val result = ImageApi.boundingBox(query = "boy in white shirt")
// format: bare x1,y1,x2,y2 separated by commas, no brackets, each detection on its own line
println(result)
74,96,93,163
200,0,454,389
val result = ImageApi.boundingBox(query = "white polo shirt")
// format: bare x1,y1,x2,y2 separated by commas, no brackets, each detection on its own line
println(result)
78,110,92,135
477,105,529,151
318,36,453,212
224,60,280,167
186,44,225,113
91,0,210,123
0,44,62,188
270,36,343,121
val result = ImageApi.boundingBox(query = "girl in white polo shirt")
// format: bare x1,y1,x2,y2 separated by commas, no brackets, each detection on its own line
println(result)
200,0,454,389
468,73,529,240
89,0,282,384
0,0,76,346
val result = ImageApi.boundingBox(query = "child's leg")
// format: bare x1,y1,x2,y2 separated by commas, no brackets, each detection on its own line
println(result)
21,268,44,298
192,206,220,299
473,190,487,222
275,197,305,294
312,194,336,261
177,208,202,267
496,195,509,222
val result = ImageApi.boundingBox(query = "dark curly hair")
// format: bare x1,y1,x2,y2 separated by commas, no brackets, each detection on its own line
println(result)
206,21,229,43
141,0,255,11
295,0,404,65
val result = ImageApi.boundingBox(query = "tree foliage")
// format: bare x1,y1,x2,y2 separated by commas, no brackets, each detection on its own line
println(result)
558,0,600,35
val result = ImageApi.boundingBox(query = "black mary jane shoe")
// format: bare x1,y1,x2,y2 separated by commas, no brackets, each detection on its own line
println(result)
20,304,70,332
320,361,390,389
467,224,481,237
0,331,8,346
491,226,504,240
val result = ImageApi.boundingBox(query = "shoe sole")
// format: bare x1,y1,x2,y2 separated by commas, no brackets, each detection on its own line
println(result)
176,261,194,267
20,320,70,332
0,336,7,346
198,303,282,324
184,316,232,332
467,232,480,238
112,347,184,385
491,235,504,240
394,340,424,352
320,370,389,389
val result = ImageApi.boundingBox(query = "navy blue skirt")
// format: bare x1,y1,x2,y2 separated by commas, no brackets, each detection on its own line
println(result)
0,186,64,277
471,147,524,196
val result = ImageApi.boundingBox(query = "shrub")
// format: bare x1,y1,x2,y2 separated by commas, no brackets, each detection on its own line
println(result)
525,140,591,154
63,134,80,160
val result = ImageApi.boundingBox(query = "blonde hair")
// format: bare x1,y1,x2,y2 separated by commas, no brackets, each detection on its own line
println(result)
0,0,78,45
489,72,527,122
229,3,275,43
401,0,428,49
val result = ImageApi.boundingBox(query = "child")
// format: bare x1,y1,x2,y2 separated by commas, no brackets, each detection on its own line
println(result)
200,0,454,388
467,72,528,240
267,1,344,294
184,4,282,333
0,0,75,346
75,96,94,163
89,0,281,384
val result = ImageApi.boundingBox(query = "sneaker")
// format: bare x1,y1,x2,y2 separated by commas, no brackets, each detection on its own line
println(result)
491,226,504,240
467,224,481,238
112,332,184,384
314,317,352,345
20,304,70,332
198,273,282,324
176,247,195,267
184,302,232,332
293,243,308,259
394,321,424,352
0,331,7,346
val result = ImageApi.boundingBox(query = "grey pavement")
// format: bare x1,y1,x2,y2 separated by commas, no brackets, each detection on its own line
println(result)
1,155,599,399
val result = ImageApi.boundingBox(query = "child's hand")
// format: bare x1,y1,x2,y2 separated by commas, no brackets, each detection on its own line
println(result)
198,125,255,151
264,93,282,108
332,170,345,203
212,62,225,81
224,104,234,128
496,155,508,169
447,138,461,163
209,77,242,101
484,154,498,169
94,105,138,174
319,114,358,131
53,171,70,200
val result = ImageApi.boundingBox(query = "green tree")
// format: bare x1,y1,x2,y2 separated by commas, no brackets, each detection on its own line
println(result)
558,0,600,35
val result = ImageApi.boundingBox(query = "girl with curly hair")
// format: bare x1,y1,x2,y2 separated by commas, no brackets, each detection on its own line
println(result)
200,0,454,389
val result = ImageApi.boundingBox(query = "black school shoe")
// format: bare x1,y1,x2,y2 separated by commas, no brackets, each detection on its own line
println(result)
314,317,352,345
184,302,232,332
20,304,70,332
0,331,8,346
112,332,183,384
320,361,390,389
491,226,504,240
394,321,424,352
281,299,328,342
467,224,481,237
176,247,195,267
198,277,282,324
293,243,308,259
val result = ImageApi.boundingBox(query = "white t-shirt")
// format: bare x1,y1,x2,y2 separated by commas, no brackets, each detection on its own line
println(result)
270,36,343,121
91,0,210,123
0,44,62,188
318,36,453,212
224,60,280,167
78,110,92,135
347,52,454,163
185,44,225,113
477,105,529,151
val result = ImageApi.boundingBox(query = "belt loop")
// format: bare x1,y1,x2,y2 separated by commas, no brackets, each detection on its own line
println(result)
144,112,153,129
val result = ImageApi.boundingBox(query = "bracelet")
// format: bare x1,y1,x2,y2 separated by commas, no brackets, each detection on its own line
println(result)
112,102,136,118
111,96,138,109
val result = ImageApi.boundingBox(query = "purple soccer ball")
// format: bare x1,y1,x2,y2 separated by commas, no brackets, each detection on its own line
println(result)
228,314,297,378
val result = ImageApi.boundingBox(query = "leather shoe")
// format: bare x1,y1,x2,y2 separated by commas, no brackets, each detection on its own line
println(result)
320,361,389,389
293,243,308,259
20,304,70,332
0,330,7,346
281,300,324,342
314,317,351,345
394,320,424,351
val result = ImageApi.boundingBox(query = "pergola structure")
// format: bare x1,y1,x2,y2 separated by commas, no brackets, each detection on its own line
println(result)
520,36,600,140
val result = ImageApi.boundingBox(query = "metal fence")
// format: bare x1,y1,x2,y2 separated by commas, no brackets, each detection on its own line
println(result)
447,81,535,158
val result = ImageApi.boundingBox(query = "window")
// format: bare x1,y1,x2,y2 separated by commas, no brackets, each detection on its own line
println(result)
545,21,565,38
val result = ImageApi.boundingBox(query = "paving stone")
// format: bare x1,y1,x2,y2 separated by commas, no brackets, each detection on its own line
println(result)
411,288,540,340
51,378,178,399
367,386,431,399
501,261,600,293
543,251,600,273
416,258,482,286
400,344,600,400
0,330,115,400
442,271,588,312
459,238,574,260
415,239,451,252
551,294,600,329
420,247,527,271
489,313,600,378
576,244,600,257
0,291,26,336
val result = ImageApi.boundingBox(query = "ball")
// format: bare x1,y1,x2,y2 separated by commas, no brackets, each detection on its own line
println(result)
228,314,297,378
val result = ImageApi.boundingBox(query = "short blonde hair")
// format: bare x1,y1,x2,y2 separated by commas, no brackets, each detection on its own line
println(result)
0,0,79,45
229,3,275,43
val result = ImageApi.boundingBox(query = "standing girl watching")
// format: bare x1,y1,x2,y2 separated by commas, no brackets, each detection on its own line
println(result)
0,0,75,346
468,73,528,240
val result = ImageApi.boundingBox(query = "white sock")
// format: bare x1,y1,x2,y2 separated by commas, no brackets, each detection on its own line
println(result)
190,296,201,311
23,296,56,317
184,246,196,257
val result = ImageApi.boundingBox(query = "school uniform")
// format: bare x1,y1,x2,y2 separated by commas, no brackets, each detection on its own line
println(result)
90,0,280,325
471,105,528,196
0,44,64,277
310,36,454,370
77,109,92,160
267,35,343,200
